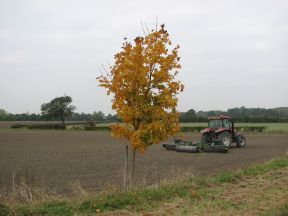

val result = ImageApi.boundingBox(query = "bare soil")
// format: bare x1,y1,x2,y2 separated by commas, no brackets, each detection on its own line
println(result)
0,130,287,194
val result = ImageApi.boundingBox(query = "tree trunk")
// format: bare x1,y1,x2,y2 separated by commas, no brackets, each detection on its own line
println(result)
124,145,128,191
131,147,136,186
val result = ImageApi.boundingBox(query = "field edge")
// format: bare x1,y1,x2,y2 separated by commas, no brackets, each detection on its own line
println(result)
1,155,288,216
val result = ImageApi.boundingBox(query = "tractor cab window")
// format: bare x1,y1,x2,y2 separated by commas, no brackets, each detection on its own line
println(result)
208,119,222,129
223,119,231,128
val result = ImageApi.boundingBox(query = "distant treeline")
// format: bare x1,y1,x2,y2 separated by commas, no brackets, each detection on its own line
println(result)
179,107,288,122
1,107,288,122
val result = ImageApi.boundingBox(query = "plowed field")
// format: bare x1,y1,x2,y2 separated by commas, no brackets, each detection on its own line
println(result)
0,130,287,194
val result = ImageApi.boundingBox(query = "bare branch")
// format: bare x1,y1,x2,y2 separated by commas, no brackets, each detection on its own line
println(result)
99,66,103,76
105,59,112,69
144,22,150,34
102,64,108,74
155,16,158,31
141,21,147,37
101,64,112,79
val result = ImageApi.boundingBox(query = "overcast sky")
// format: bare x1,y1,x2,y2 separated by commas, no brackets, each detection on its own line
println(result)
0,0,287,114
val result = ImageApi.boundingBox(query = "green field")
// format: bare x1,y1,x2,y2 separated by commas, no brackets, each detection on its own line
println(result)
96,122,288,133
2,122,288,133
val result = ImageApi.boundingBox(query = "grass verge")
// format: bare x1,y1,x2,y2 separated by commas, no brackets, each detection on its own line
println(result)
1,156,288,215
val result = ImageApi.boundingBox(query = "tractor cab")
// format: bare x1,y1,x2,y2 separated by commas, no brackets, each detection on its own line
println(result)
202,115,234,133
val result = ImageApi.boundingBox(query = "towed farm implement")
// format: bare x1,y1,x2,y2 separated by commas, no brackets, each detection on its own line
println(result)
163,115,246,153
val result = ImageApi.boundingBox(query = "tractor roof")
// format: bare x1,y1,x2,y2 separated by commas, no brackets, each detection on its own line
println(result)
208,115,231,120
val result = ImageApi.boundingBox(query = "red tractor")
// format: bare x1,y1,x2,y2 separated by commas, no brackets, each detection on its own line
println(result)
201,115,246,148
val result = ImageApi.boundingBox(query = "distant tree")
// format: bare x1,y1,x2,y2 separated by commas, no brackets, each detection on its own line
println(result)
41,96,76,124
0,109,9,120
71,112,93,121
92,111,106,121
0,109,8,115
196,111,208,120
207,110,222,117
106,114,120,122
179,109,196,122
97,24,183,184
187,108,196,116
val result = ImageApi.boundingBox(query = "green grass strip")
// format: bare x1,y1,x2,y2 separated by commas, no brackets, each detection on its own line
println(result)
262,203,288,216
214,156,288,183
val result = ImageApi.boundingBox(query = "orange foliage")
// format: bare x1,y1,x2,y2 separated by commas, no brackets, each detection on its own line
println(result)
97,24,184,153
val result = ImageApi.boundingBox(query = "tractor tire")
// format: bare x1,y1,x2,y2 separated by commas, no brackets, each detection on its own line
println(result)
218,131,232,148
236,134,246,148
201,133,211,143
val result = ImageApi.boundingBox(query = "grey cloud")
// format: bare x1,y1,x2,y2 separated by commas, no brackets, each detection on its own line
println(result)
0,0,287,113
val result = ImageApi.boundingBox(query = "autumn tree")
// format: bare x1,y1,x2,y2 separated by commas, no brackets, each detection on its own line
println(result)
41,95,76,124
97,24,184,184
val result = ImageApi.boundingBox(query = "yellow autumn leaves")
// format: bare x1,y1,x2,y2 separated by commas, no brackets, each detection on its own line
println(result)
97,24,184,153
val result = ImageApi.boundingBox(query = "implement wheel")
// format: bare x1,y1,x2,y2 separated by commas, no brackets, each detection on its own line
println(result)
236,134,246,148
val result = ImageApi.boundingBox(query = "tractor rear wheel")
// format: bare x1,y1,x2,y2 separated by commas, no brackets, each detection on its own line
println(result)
201,133,211,143
218,131,232,148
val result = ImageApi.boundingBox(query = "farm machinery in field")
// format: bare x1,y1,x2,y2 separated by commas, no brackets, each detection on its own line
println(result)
163,115,246,153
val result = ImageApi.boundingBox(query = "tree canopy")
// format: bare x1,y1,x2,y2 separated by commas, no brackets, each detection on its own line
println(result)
40,96,76,123
98,24,184,153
